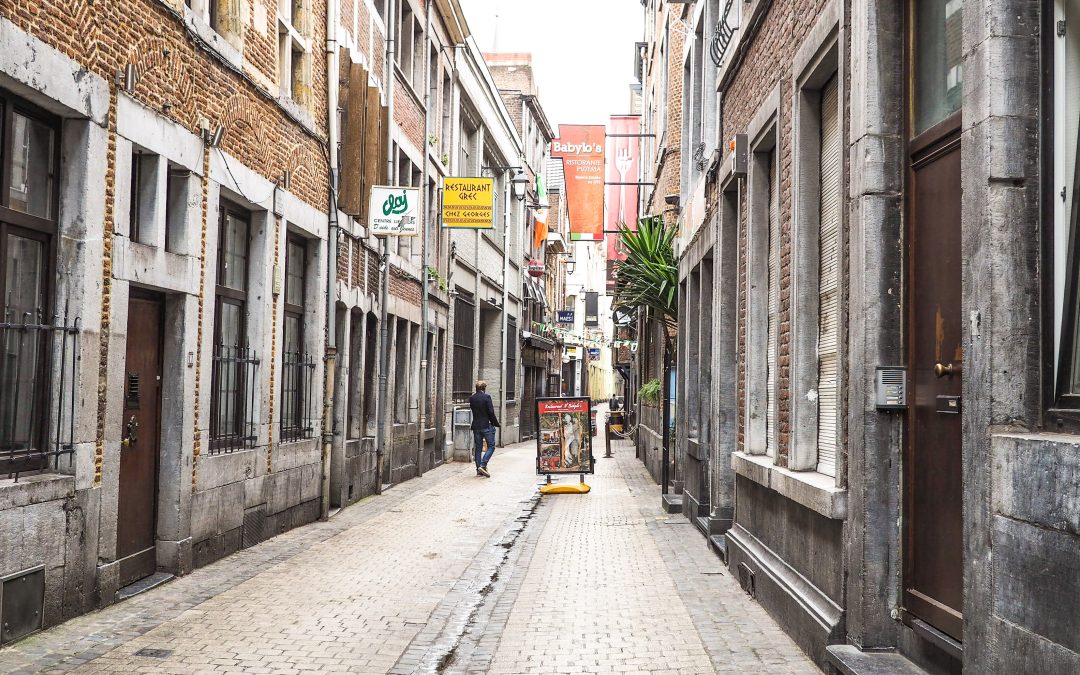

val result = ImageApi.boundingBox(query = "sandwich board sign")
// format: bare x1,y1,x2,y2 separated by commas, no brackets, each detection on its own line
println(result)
369,186,420,236
535,397,594,475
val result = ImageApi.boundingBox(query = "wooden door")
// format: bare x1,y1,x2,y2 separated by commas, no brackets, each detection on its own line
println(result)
117,292,163,587
904,119,963,641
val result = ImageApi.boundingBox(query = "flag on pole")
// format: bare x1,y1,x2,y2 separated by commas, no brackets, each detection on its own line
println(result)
534,173,548,250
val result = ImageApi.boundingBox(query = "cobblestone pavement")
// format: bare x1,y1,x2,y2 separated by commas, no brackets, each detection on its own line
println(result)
0,436,818,675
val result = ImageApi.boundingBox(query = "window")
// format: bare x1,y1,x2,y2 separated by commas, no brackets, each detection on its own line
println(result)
347,309,363,439
815,76,841,476
281,235,313,442
128,150,159,245
453,292,475,396
506,317,518,401
211,204,258,452
278,0,310,105
1053,0,1080,409
765,149,779,457
394,319,408,423
912,0,963,134
165,163,191,253
1,94,60,475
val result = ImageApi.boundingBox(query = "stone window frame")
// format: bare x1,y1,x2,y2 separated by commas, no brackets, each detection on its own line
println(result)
743,83,781,459
277,0,313,108
788,0,845,477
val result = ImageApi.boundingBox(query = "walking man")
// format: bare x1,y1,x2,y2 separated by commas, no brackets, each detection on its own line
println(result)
469,380,500,477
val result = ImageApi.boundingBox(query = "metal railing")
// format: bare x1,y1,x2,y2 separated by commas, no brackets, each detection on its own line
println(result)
280,350,316,443
1,310,80,480
210,344,260,453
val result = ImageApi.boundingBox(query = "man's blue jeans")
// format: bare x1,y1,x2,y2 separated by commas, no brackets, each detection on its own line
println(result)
473,425,497,468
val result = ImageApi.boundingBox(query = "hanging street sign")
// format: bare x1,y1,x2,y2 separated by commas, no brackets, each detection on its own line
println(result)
557,310,575,323
368,186,420,236
442,176,495,229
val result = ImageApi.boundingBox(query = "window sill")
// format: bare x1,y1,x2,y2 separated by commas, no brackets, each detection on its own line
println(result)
0,473,75,511
731,451,846,520
181,6,243,72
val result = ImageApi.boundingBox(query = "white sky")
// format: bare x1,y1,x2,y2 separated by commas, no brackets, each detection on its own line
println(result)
457,0,644,129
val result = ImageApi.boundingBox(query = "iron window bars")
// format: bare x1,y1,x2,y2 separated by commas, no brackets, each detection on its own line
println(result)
1,310,80,479
210,344,260,453
280,349,316,443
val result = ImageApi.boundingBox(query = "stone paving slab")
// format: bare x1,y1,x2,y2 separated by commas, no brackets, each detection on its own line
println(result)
0,435,820,674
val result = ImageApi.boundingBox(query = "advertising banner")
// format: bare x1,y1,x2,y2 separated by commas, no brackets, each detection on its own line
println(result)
368,186,420,236
557,310,575,324
584,291,599,326
442,177,495,229
605,115,641,263
535,397,594,474
550,125,606,241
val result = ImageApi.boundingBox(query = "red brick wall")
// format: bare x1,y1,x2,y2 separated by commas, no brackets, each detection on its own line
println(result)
723,0,832,465
0,0,330,210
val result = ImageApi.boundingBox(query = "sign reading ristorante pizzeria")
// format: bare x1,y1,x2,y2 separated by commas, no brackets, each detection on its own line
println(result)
442,177,495,229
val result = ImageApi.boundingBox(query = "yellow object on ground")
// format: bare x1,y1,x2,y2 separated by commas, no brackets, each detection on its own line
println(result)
539,482,591,494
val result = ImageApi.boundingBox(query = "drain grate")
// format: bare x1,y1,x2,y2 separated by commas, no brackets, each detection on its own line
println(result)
134,647,173,658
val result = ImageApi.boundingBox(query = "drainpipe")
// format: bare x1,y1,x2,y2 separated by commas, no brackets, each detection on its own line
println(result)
416,0,433,476
320,0,340,521
499,174,511,445
375,0,396,494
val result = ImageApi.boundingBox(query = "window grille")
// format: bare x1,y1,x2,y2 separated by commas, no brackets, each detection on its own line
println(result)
0,311,79,479
280,349,316,443
453,294,475,396
210,344,260,453
506,317,518,401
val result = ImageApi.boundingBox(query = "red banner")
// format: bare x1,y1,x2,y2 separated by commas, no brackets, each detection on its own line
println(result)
550,125,606,241
605,115,641,263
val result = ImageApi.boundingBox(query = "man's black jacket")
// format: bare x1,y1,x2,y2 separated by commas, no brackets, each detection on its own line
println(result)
469,391,500,430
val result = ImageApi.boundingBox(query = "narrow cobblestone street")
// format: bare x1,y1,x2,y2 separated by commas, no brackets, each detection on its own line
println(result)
0,439,818,675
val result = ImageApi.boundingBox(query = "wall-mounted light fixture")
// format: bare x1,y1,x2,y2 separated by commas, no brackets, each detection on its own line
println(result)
511,168,528,202
204,124,226,148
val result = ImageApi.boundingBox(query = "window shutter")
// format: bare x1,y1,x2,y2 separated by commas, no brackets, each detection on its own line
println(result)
817,76,841,477
766,150,779,457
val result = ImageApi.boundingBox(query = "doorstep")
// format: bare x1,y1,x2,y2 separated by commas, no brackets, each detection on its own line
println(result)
826,645,928,675
661,493,683,514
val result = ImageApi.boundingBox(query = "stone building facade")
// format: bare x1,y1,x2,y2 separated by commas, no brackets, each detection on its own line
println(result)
633,0,684,485
637,0,1080,672
0,0,531,644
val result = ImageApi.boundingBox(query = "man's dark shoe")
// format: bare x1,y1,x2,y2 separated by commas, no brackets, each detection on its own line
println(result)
476,468,483,476
478,466,491,477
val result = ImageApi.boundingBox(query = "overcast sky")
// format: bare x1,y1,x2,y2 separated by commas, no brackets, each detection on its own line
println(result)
457,0,644,129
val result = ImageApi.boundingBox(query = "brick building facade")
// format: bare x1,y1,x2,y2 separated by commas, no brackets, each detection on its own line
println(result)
0,0,533,643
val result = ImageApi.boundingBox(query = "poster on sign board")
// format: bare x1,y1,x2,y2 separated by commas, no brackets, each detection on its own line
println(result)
535,397,594,475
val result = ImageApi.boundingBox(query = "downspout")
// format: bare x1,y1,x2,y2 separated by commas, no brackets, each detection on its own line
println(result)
375,0,396,493
417,0,433,476
499,174,511,445
320,0,340,520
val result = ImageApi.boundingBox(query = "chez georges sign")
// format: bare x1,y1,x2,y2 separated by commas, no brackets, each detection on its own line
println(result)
368,186,420,236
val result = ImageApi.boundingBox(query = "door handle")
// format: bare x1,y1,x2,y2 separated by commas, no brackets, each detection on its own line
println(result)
933,362,956,378
121,415,139,447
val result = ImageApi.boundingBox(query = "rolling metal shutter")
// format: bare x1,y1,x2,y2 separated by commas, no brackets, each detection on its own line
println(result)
816,76,841,477
766,150,779,457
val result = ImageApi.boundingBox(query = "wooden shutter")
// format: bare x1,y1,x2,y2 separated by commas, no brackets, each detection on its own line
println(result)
816,76,841,477
360,87,383,224
766,150,779,457
339,62,368,216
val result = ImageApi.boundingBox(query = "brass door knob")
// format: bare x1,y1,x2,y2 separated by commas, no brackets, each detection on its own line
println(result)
933,362,955,378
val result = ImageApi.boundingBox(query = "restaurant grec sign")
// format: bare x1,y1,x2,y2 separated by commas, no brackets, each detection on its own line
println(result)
442,177,495,229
